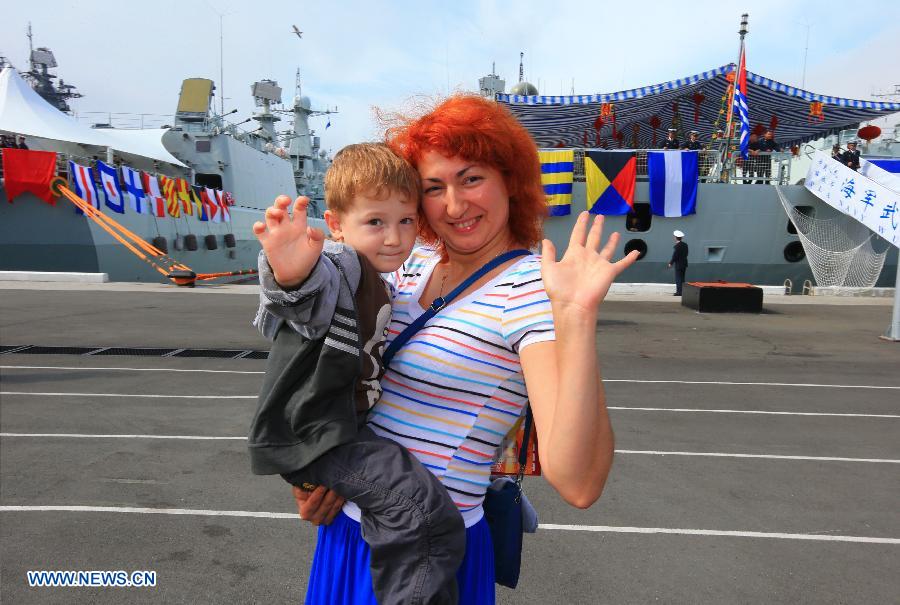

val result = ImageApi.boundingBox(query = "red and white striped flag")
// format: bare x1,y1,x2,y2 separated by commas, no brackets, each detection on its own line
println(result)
68,161,100,211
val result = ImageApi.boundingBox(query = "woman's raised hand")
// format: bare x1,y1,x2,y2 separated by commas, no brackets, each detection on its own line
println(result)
540,212,639,312
291,485,345,527
252,195,325,289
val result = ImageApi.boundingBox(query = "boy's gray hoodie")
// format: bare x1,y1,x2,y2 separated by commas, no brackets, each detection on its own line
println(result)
248,241,365,475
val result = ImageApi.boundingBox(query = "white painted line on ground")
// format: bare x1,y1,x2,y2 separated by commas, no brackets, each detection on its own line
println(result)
0,433,245,440
538,524,900,544
605,379,900,390
618,450,900,464
0,392,255,399
1,505,897,544
0,505,295,519
2,433,897,464
0,365,265,375
608,407,900,419
3,366,899,390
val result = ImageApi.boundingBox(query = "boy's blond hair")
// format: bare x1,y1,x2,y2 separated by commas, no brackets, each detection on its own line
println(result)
324,142,421,213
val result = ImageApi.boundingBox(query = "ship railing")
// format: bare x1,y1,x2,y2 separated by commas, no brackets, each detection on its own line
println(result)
836,126,899,144
572,149,722,183
722,151,793,185
73,111,175,130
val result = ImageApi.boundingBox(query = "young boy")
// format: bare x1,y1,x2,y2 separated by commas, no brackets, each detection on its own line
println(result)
248,143,464,605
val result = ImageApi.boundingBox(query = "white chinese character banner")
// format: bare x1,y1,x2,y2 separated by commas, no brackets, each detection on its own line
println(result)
805,151,899,248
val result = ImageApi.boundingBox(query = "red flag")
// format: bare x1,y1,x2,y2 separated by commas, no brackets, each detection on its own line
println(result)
2,149,57,204
726,52,748,125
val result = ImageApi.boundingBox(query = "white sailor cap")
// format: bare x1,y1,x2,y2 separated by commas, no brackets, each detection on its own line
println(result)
689,130,699,135
673,230,685,238
667,128,677,132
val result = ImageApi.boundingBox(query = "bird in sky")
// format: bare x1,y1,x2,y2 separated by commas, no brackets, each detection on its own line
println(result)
292,25,303,38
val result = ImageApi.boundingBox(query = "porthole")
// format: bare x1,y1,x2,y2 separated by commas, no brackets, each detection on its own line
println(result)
624,239,648,260
784,241,805,263
788,206,816,234
625,203,652,233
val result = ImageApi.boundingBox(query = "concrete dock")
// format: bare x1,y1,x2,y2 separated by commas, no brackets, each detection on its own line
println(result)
1,281,897,604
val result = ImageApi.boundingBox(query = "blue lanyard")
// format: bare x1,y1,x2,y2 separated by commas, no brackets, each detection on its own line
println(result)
382,249,530,368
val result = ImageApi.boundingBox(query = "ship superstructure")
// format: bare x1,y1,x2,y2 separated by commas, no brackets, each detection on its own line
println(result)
0,27,331,283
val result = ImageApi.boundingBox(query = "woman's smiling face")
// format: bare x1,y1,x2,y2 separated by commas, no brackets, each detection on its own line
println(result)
417,151,512,257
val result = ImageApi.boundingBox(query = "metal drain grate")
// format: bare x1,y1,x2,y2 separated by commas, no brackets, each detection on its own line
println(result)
16,346,104,355
1,345,32,354
91,347,180,357
171,349,247,359
0,345,269,360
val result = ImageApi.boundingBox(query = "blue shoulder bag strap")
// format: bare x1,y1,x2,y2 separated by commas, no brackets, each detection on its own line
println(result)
516,402,534,487
382,248,530,368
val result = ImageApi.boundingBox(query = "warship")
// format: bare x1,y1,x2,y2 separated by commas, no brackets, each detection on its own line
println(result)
480,40,899,289
0,26,331,283
1,22,898,288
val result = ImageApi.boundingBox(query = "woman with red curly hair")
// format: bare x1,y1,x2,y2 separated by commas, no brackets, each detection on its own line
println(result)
289,94,638,603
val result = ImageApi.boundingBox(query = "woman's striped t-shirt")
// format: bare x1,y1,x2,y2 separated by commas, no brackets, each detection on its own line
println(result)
344,246,556,528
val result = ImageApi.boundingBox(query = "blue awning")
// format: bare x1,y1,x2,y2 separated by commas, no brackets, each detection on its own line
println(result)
498,64,900,149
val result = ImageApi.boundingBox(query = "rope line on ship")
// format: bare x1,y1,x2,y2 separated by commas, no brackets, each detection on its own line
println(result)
49,177,257,287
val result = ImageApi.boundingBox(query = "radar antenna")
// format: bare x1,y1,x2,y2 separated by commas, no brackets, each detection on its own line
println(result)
22,22,82,113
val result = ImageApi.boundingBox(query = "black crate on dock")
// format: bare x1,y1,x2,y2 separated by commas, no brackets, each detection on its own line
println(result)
682,282,763,313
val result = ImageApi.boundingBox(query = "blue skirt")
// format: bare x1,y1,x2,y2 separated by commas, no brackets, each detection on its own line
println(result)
305,511,495,604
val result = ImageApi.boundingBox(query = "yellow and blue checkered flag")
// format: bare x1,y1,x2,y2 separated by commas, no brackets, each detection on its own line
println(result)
539,149,573,216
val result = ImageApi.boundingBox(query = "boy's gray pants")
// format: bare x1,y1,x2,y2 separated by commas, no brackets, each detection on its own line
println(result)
284,426,466,605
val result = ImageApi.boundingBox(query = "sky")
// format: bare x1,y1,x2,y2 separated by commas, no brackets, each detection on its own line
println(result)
3,0,899,154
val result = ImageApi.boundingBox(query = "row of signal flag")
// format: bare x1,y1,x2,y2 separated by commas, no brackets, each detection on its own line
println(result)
69,159,232,222
539,149,697,218
1,148,233,222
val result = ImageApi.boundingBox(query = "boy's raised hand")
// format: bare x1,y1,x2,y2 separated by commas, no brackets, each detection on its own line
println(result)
253,195,325,289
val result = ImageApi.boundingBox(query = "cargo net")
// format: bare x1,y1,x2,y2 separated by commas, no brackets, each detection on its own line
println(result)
775,184,888,288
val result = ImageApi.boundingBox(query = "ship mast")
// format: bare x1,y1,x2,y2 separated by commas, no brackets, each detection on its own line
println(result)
282,28,336,216
722,13,749,181
22,23,82,113
27,22,34,66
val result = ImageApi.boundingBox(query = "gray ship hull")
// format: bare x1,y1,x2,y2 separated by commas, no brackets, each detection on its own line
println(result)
0,181,896,287
1,125,325,283
0,190,322,283
542,181,897,288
